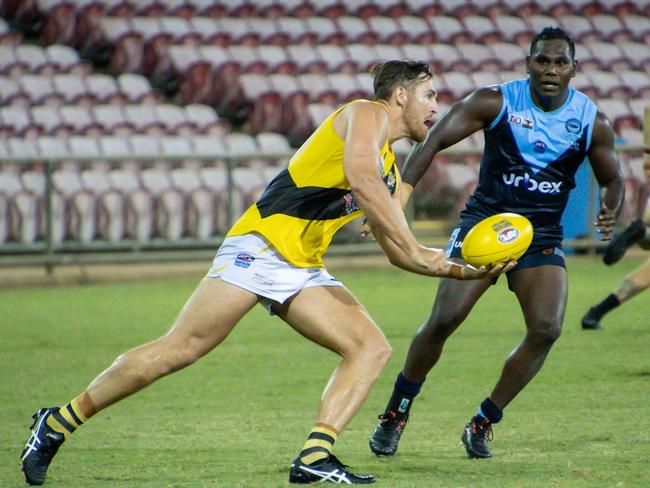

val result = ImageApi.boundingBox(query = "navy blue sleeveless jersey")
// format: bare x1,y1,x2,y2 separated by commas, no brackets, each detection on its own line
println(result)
460,79,598,246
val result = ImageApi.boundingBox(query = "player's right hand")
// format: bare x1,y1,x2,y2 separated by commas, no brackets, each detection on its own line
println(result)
455,261,518,280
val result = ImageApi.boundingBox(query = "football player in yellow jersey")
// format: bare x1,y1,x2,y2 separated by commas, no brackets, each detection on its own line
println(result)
581,103,650,330
21,61,510,486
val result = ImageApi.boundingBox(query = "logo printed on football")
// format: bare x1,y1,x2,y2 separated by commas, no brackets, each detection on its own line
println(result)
497,227,519,244
461,213,534,267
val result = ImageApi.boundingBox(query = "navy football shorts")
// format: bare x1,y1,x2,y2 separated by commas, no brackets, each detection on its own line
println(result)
445,220,566,272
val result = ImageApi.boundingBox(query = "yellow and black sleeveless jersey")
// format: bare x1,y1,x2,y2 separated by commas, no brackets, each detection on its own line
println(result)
227,100,400,268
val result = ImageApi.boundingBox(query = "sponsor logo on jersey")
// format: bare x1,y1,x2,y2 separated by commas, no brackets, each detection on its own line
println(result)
533,140,546,153
234,253,255,268
565,118,582,133
498,227,519,244
502,172,562,194
342,192,360,215
446,227,461,257
509,113,534,129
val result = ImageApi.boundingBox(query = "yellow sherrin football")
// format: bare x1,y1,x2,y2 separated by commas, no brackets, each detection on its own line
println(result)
461,213,534,267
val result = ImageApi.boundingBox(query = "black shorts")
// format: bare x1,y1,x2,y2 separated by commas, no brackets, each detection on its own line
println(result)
445,220,566,271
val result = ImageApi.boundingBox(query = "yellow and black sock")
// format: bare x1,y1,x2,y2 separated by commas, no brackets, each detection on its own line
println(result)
45,392,98,439
298,424,338,465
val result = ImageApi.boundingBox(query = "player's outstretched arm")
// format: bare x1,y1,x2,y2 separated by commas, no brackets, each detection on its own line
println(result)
400,87,503,205
368,211,515,279
340,102,429,271
588,110,625,240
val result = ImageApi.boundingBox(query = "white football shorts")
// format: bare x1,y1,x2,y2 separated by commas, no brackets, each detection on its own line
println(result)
206,233,343,312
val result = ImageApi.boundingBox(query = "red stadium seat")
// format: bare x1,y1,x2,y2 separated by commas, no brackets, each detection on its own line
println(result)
86,74,126,104
346,43,380,72
403,0,441,16
428,15,471,44
31,105,66,135
4,106,39,136
430,43,470,73
52,168,97,242
304,16,344,44
257,44,297,74
589,71,630,99
622,14,650,44
441,71,475,101
118,73,159,103
401,44,438,72
592,14,631,42
239,73,283,134
298,73,337,105
198,164,229,232
374,44,405,63
456,43,500,72
92,104,131,134
60,105,102,135
316,44,357,73
597,98,640,131
107,168,154,241
0,169,39,243
492,15,533,47
337,16,376,44
619,42,650,73
81,167,125,242
100,17,145,74
471,71,501,89
462,15,502,43
589,42,632,71
618,70,650,98
20,75,63,105
38,0,76,46
46,45,89,75
53,74,94,105
557,15,599,43
367,16,408,45
14,45,50,74
170,167,217,239
488,42,527,72
396,16,436,44
140,167,185,239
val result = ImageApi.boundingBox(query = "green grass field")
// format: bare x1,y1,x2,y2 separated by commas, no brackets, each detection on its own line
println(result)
2,257,649,487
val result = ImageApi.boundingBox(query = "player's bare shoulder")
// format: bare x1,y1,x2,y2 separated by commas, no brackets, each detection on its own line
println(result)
333,99,389,138
590,109,616,148
459,85,504,124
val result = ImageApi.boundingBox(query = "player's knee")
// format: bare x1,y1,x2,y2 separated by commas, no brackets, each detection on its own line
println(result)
422,311,463,341
529,320,562,346
349,334,392,369
159,335,206,373
373,338,392,367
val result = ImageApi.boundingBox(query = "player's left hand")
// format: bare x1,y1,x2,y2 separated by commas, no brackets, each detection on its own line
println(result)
595,204,616,241
359,218,374,239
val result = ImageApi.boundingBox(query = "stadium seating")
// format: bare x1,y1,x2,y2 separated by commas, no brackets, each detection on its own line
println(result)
1,0,648,246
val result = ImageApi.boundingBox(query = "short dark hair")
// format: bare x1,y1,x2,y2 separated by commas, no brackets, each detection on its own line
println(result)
530,26,575,59
370,60,433,101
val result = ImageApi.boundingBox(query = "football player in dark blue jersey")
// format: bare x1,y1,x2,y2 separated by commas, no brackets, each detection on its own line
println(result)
369,27,625,459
